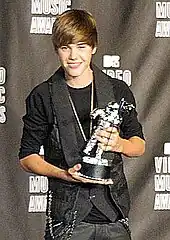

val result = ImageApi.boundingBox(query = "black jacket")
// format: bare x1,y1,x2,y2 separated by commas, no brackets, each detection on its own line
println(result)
44,65,132,227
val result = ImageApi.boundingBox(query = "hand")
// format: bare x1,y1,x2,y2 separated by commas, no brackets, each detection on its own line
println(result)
68,164,113,185
95,127,124,153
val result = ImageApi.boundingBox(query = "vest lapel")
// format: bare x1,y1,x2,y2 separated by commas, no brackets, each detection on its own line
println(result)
49,68,85,167
92,64,116,161
92,64,115,108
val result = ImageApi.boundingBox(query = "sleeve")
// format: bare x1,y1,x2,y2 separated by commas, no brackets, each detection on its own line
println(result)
19,87,51,159
117,82,145,140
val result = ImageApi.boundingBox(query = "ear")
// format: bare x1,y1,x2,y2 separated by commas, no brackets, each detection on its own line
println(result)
92,46,97,55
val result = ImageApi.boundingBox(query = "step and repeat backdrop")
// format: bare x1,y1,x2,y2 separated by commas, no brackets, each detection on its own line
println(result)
0,0,170,239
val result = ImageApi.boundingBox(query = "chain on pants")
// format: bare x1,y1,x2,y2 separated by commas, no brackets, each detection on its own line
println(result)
44,221,131,240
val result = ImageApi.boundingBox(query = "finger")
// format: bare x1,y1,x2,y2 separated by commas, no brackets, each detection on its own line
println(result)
96,128,118,139
87,178,113,185
106,127,118,133
103,132,119,142
96,130,111,138
102,178,113,185
98,135,116,147
77,173,113,185
98,143,113,151
68,164,81,175
99,127,118,134
74,174,102,184
96,135,110,145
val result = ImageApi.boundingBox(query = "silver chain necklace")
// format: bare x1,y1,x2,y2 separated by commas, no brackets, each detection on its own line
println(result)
68,81,94,142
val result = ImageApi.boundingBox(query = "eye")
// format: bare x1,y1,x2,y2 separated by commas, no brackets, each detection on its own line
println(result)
78,44,87,49
60,46,68,50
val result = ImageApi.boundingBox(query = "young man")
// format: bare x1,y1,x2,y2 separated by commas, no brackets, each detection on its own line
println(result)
19,9,145,240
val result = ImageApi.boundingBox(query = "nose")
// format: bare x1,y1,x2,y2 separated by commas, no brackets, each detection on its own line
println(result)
69,47,77,60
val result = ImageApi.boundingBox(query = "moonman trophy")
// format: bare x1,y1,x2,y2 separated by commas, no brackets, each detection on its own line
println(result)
79,98,135,180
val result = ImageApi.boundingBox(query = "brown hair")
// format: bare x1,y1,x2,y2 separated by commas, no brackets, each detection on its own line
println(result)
52,9,98,51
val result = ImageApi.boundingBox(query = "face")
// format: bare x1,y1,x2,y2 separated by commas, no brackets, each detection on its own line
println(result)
57,42,96,81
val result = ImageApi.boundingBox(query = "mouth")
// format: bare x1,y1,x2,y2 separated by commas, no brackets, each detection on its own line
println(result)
68,62,81,69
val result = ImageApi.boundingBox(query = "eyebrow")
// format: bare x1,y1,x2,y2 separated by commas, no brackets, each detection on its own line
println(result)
60,42,87,48
77,42,87,45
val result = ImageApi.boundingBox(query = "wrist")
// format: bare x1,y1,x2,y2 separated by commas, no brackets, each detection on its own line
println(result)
117,137,125,153
119,138,133,156
54,168,67,179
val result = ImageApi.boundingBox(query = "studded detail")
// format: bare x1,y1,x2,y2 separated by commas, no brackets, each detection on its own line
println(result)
45,189,80,239
46,191,55,239
118,218,131,235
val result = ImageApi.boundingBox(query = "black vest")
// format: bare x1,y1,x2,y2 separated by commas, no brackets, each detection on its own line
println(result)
44,65,130,226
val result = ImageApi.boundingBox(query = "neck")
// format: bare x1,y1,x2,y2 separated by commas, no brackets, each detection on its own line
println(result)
65,68,93,88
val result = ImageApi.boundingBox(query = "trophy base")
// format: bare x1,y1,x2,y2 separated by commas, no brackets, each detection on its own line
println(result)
79,156,111,180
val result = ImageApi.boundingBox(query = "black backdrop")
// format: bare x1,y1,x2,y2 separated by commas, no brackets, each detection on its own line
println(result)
1,0,170,239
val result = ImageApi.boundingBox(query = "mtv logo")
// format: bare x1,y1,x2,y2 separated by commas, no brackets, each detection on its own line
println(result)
103,55,120,68
164,142,170,155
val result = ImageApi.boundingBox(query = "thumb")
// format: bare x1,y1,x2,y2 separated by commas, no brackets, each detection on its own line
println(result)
68,164,81,174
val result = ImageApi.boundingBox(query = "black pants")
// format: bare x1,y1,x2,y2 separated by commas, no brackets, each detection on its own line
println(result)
44,221,131,240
